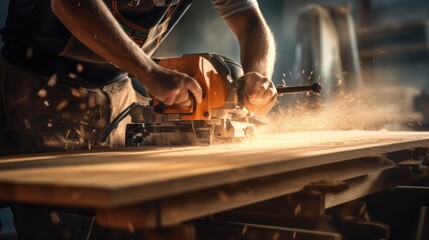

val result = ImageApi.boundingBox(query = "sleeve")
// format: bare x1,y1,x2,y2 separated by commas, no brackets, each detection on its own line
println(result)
211,0,259,19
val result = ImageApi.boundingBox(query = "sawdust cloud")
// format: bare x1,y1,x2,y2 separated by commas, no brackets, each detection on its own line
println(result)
260,84,422,134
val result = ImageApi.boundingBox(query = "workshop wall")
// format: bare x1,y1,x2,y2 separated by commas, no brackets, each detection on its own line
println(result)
359,0,429,89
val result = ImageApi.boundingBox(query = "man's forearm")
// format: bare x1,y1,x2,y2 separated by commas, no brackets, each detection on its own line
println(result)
239,18,276,79
225,8,276,79
51,0,203,106
51,0,156,83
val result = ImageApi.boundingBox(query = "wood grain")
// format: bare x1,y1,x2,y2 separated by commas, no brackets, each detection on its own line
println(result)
0,131,428,208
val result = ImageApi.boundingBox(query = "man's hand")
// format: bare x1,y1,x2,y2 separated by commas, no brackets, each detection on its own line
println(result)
143,66,203,107
241,72,277,114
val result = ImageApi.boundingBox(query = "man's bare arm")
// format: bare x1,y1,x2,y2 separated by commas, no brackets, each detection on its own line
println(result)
224,7,275,78
224,8,277,114
51,0,202,105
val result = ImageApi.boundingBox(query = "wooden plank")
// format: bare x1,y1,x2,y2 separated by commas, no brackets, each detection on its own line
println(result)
0,131,428,208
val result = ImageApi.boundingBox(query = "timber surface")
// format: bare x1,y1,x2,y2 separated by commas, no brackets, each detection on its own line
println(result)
0,131,428,208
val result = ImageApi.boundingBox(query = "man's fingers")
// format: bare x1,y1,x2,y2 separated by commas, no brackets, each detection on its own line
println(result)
174,88,189,105
244,73,270,98
255,80,271,99
247,79,271,100
174,99,192,108
263,86,277,99
184,77,203,103
162,96,175,105
244,79,261,97
262,82,277,99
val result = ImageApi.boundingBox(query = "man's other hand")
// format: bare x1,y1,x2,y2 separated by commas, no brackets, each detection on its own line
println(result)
241,72,277,114
144,66,203,107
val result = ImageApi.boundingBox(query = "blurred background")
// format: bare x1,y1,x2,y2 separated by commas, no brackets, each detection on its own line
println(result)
1,1,429,239
2,0,429,129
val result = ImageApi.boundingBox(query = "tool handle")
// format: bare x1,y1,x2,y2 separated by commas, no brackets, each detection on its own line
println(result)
276,83,321,95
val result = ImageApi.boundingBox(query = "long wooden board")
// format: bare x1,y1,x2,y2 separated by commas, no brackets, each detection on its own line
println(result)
0,131,429,209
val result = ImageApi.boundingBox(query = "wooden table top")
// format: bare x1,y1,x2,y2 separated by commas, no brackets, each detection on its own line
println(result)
1,131,428,208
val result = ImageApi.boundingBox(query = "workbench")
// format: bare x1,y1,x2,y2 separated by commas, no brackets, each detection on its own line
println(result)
1,131,429,239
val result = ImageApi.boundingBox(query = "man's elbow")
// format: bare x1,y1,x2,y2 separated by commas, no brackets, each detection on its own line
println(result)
51,0,64,16
51,0,78,18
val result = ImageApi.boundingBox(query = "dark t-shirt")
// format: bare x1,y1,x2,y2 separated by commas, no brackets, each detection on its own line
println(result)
0,0,192,85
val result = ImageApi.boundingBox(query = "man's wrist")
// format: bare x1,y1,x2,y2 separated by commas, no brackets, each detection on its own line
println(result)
133,60,160,86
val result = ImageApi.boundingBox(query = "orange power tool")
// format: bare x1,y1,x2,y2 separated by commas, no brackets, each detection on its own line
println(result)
99,53,321,146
